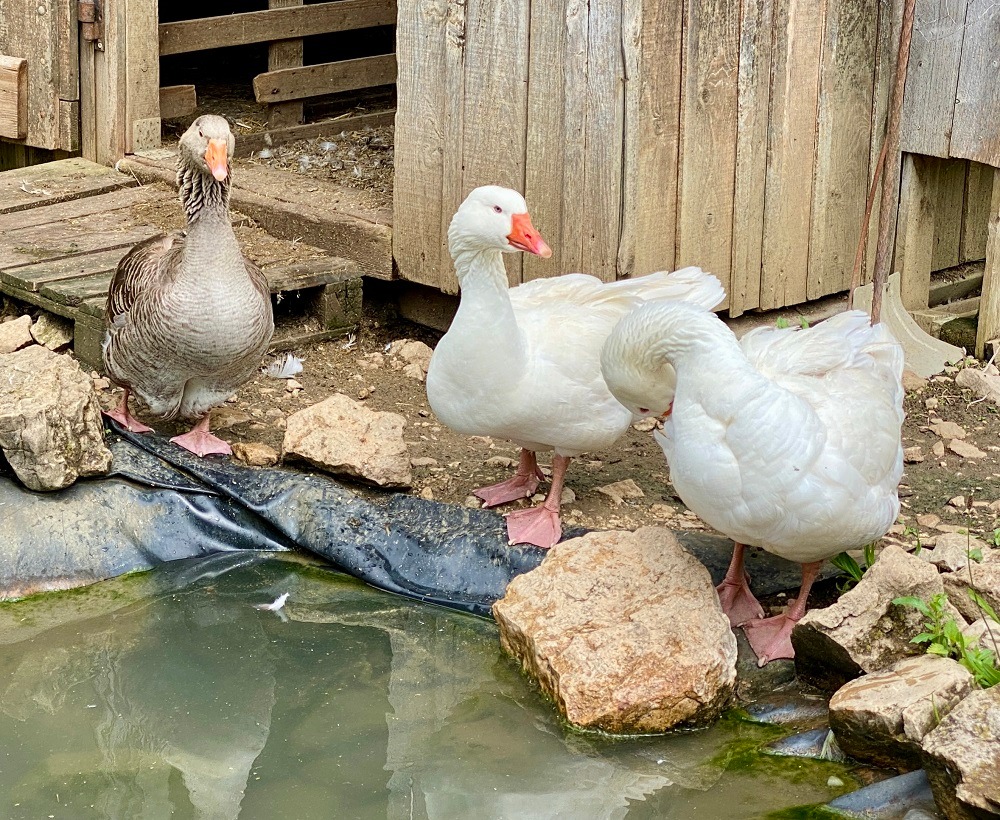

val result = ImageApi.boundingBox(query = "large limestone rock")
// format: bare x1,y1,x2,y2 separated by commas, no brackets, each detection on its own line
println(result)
493,527,737,733
0,315,34,354
941,563,1000,624
793,546,966,690
921,686,1000,819
0,345,112,490
829,655,974,769
282,393,411,488
29,312,73,351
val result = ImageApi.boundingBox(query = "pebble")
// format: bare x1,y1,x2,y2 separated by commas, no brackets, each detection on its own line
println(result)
932,441,946,458
925,397,938,410
484,456,515,468
916,513,940,528
928,420,967,439
595,479,645,505
948,495,967,509
948,439,986,460
903,446,924,464
410,457,438,467
419,487,434,501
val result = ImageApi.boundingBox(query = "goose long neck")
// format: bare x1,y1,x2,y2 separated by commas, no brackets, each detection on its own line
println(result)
175,162,244,275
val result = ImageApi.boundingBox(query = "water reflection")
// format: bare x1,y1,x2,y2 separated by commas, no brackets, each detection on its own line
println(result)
0,554,847,819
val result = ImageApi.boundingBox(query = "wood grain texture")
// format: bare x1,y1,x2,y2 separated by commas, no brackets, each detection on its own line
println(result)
159,0,397,55
931,157,966,270
760,0,825,309
951,0,1000,166
895,153,939,310
806,0,876,300
729,0,773,316
975,170,1000,355
79,25,97,162
899,0,968,159
94,0,128,164
676,0,739,306
0,56,27,140
0,157,134,215
254,55,397,105
268,0,305,129
125,0,161,152
159,85,197,120
961,160,992,262
619,0,683,284
235,109,395,156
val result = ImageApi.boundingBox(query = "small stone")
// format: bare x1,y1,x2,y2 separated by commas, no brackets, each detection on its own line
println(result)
932,441,945,458
91,376,111,391
357,387,371,400
484,455,515,468
948,495,967,509
285,378,303,392
920,532,989,572
463,495,480,508
0,315,34,354
903,446,924,464
649,503,675,519
928,420,967,439
902,370,928,391
209,407,251,429
29,312,73,350
410,456,438,467
595,479,645,505
230,442,279,467
402,362,425,381
560,487,576,505
924,397,938,410
948,439,986,460
915,513,940,528
419,486,434,501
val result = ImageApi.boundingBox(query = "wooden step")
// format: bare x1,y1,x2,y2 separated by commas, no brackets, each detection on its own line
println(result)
0,157,136,214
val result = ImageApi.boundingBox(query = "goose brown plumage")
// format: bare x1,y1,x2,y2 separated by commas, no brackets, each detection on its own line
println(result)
102,115,274,456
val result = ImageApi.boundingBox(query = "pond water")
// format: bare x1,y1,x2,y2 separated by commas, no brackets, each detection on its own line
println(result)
0,553,857,819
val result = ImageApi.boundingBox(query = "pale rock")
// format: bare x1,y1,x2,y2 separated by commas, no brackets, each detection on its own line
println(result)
0,315,34,354
936,523,973,534
902,370,928,392
493,527,737,732
962,618,1000,648
91,376,111,391
903,446,925,464
29,312,73,350
419,486,434,501
463,495,480,508
357,387,371,400
560,487,576,505
649,504,675,519
948,495,967,509
358,352,384,370
282,394,411,488
484,455,515,468
595,479,645,505
925,397,939,410
829,655,974,769
956,365,1000,407
209,407,252,429
919,533,988,573
231,442,279,467
0,345,112,490
948,439,986,460
941,563,1000,624
929,421,966,440
410,456,438,467
932,441,946,458
401,362,425,381
916,513,940,529
921,687,1000,819
388,339,433,378
632,417,658,432
793,546,968,691
285,378,303,392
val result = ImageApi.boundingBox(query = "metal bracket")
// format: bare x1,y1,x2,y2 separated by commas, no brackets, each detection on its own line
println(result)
78,0,104,51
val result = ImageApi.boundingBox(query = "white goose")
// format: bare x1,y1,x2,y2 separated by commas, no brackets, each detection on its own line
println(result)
426,186,725,549
600,302,905,664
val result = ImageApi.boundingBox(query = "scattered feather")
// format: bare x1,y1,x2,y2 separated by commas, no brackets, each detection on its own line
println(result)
257,148,273,159
19,181,50,196
342,332,357,351
254,592,289,612
319,140,336,151
262,353,304,379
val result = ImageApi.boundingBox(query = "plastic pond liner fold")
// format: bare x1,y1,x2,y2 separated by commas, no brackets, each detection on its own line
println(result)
0,420,835,612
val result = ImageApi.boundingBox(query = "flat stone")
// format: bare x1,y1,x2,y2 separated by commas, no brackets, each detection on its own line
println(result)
825,770,938,818
230,442,279,467
919,533,989,573
956,366,1000,407
929,421,967,440
903,446,925,464
209,407,252,429
921,686,1000,819
0,346,112,490
762,728,845,762
741,690,829,730
792,546,966,691
941,562,1000,624
829,655,974,769
29,312,73,350
902,370,929,391
594,478,645,505
493,527,737,733
948,439,986,460
282,393,411,488
0,315,34,355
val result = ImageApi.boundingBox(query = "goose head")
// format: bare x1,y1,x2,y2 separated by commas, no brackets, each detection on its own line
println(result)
448,186,552,260
179,115,235,182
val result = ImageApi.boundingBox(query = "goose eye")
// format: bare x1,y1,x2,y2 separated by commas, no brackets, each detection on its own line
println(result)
638,407,650,414
493,205,502,214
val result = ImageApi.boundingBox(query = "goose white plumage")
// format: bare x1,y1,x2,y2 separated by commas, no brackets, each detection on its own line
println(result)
600,302,905,664
426,186,725,549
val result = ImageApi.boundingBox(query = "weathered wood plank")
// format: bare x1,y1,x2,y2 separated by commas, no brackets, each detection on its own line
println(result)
760,0,825,309
619,0,683,284
93,0,128,165
931,158,967,271
0,247,128,292
79,21,97,163
896,153,940,310
961,160,993,262
254,54,397,105
125,0,161,153
159,85,197,121
898,0,968,159
975,169,1000,356
676,0,738,304
159,0,397,56
40,270,116,307
235,110,394,156
264,257,360,292
806,0,877,300
729,0,773,316
951,0,1000,166
268,0,305,129
0,158,135,215
0,56,27,140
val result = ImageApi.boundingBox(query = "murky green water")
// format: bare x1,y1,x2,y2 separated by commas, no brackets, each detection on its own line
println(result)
0,553,856,819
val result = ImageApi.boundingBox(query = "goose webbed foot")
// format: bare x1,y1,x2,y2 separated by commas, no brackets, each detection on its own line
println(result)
742,560,823,666
104,390,154,433
474,448,545,507
170,415,232,457
716,542,765,626
503,454,571,550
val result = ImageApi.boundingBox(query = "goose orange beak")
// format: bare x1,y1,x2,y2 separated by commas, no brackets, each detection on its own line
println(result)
205,138,229,181
658,402,674,420
508,212,552,258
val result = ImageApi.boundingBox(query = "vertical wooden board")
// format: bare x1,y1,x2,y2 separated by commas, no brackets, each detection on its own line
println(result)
898,0,968,159
459,0,530,286
806,0,877,300
55,0,78,102
759,0,825,310
125,0,161,153
268,0,305,129
895,153,939,310
523,0,567,282
865,0,904,283
975,169,1000,356
961,160,992,262
57,99,79,152
619,0,683,283
675,0,739,305
729,0,773,316
580,0,625,282
94,0,128,165
0,0,59,148
79,28,97,163
0,57,27,140
931,157,966,270
951,0,1000,167
392,0,449,289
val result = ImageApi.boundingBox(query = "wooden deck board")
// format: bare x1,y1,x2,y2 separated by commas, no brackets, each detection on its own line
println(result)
0,157,136,215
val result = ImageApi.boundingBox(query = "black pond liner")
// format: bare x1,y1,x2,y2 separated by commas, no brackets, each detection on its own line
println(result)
0,420,833,616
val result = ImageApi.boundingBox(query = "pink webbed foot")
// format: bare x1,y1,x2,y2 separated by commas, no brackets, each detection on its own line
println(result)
716,575,765,627
103,391,154,433
505,504,561,550
743,614,798,666
169,416,232,457
474,449,545,508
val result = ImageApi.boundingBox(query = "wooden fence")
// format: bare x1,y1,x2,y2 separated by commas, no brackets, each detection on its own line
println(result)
392,0,989,314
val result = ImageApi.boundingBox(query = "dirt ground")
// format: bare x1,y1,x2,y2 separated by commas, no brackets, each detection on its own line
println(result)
92,298,1000,560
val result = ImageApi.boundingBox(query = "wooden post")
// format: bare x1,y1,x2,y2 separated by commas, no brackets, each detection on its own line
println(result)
125,0,160,151
268,0,304,128
895,153,939,311
974,169,1000,358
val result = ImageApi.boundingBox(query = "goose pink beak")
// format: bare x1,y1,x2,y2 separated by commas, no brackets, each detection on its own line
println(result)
508,212,552,258
204,138,229,181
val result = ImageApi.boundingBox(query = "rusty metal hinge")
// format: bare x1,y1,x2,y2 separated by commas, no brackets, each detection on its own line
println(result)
78,0,104,50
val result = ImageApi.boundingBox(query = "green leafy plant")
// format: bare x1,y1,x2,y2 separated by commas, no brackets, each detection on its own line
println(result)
775,317,790,329
893,592,1000,688
831,543,878,592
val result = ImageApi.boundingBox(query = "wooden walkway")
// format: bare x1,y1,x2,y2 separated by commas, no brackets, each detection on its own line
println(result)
0,157,368,368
